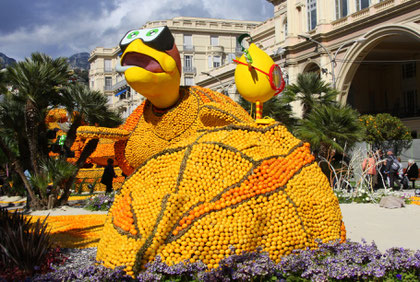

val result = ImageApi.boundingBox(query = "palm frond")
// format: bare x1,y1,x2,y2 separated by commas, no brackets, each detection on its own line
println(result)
61,83,122,127
40,158,77,184
283,72,339,118
296,103,363,155
7,52,70,107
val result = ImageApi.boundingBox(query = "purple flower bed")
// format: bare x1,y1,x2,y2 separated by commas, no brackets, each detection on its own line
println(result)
32,240,420,281
84,193,114,211
278,240,420,281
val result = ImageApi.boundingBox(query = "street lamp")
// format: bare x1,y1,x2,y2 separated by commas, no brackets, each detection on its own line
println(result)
332,37,366,67
298,34,336,88
201,72,228,94
299,35,366,89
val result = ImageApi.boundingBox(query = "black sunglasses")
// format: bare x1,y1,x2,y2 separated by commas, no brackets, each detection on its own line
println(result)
119,26,174,54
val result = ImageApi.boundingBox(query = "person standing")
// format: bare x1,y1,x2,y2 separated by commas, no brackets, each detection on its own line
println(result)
101,158,117,194
405,159,419,189
374,149,386,189
23,169,32,209
396,157,407,189
362,152,377,190
385,150,399,190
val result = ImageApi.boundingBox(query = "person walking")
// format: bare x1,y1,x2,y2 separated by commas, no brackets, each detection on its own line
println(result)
385,150,400,190
101,158,117,194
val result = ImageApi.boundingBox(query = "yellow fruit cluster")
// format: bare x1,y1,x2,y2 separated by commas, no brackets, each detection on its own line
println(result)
77,126,130,140
29,214,106,249
89,138,116,166
44,108,117,168
75,167,125,192
114,86,253,176
97,122,344,277
45,108,68,123
411,196,420,206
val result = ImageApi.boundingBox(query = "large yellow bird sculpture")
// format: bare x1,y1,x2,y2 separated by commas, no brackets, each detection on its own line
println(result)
77,27,344,277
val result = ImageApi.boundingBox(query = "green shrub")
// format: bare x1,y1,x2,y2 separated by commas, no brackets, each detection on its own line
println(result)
360,113,412,155
3,172,27,197
0,207,51,275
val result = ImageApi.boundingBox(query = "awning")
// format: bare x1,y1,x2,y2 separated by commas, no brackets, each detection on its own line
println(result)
115,88,127,97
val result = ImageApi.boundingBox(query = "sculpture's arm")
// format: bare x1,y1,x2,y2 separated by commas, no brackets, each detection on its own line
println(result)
77,126,130,140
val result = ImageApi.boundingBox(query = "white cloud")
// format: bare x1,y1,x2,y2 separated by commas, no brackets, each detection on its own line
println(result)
0,0,273,61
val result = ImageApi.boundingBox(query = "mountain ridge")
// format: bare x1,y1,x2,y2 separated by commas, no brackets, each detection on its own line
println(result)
0,52,90,70
0,53,17,68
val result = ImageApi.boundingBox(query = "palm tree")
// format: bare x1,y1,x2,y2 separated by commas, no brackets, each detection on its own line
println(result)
0,68,8,95
56,83,122,204
2,53,71,208
7,53,70,176
0,93,37,201
0,53,121,209
295,103,364,184
296,103,363,157
283,72,338,118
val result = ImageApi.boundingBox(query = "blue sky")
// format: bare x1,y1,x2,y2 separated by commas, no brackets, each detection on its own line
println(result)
0,0,273,61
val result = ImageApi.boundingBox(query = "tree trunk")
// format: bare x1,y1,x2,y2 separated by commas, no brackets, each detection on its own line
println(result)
57,138,99,206
302,104,311,119
24,99,41,176
65,114,82,148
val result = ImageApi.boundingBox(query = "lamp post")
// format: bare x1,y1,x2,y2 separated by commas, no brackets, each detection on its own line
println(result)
299,35,366,89
298,34,336,88
201,72,228,94
332,38,366,67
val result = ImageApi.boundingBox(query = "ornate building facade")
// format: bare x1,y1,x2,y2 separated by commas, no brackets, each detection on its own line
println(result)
198,0,420,136
89,1,420,135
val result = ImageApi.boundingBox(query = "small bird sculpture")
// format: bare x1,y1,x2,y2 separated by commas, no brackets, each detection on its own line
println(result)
234,34,285,123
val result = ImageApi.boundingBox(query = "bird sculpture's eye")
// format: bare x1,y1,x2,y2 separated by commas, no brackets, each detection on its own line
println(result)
272,66,282,88
127,31,140,40
146,29,159,37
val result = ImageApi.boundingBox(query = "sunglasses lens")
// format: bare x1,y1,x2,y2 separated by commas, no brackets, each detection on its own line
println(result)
271,65,282,89
119,26,174,53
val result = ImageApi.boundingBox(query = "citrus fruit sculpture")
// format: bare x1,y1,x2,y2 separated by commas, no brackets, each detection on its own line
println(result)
77,26,345,277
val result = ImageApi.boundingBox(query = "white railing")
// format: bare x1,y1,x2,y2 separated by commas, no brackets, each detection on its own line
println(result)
112,80,127,91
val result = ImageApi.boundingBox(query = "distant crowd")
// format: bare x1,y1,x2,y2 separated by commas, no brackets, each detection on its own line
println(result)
362,149,418,190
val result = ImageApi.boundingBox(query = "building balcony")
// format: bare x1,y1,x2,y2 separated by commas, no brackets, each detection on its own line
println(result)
331,0,405,32
183,45,195,52
112,79,128,91
207,45,224,54
183,66,196,74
